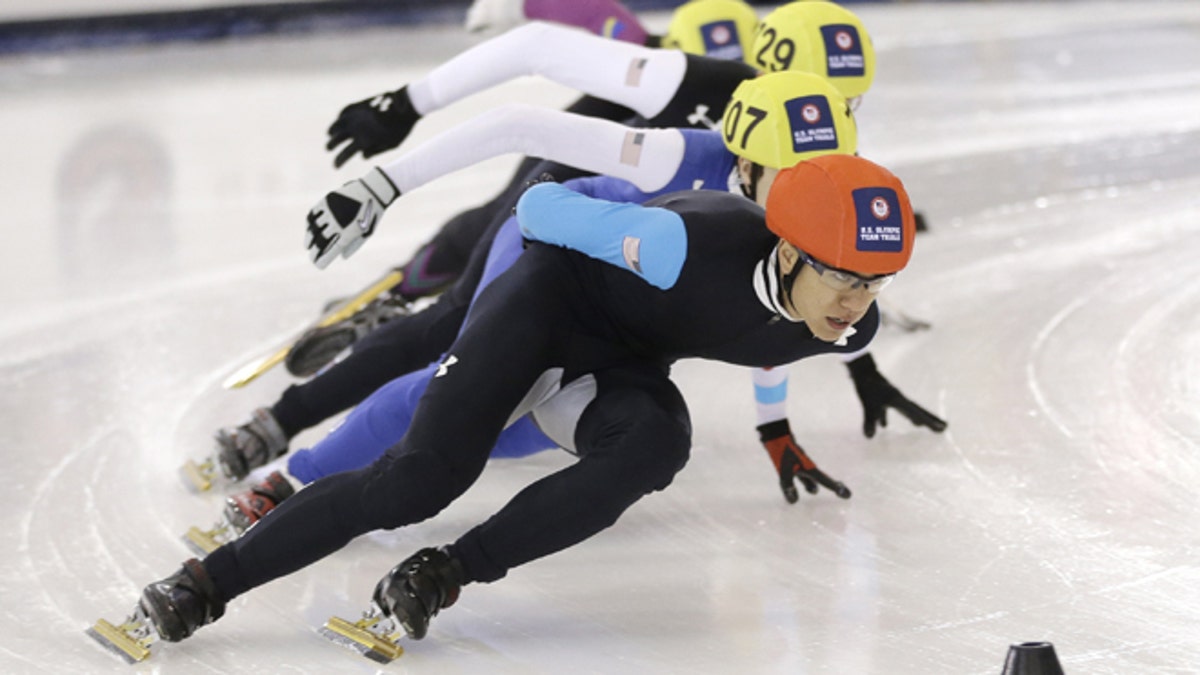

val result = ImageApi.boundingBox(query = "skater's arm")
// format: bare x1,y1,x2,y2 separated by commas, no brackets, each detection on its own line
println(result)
379,105,685,195
516,182,686,290
408,23,685,120
752,366,788,427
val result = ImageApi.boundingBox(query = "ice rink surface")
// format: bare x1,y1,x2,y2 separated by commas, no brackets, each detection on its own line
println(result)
2,2,1199,672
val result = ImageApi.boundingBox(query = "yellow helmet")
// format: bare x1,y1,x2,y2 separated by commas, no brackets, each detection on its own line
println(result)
662,0,760,62
721,70,857,169
750,1,876,99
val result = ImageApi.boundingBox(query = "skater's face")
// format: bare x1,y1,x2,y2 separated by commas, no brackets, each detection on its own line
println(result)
776,242,882,342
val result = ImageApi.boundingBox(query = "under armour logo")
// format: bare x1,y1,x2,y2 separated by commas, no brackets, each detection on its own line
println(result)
686,104,718,130
435,354,458,377
370,94,393,112
306,209,337,258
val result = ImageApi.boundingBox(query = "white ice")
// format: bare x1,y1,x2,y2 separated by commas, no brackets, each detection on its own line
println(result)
1,2,1199,673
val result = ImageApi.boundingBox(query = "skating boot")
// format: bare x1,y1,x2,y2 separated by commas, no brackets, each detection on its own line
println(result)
181,408,289,492
317,548,463,663
183,470,296,555
139,559,226,643
224,470,296,531
215,407,289,481
285,294,412,377
372,547,465,640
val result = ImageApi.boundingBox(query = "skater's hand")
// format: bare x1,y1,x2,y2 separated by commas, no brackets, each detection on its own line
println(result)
757,419,851,503
327,86,420,168
846,353,947,438
306,168,400,269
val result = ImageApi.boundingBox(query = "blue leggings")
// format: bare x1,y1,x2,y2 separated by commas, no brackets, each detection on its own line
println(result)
286,217,555,484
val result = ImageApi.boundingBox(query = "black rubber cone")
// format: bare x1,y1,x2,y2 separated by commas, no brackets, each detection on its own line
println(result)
1001,641,1065,675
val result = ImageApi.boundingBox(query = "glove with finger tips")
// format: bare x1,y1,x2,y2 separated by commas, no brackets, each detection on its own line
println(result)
326,86,420,168
846,353,948,438
757,419,851,504
306,168,400,269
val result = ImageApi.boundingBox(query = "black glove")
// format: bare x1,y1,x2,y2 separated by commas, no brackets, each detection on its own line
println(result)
846,353,948,438
757,419,851,504
326,86,420,168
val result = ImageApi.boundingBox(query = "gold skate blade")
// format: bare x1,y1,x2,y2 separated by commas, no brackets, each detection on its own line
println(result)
222,270,403,390
314,271,405,325
86,618,153,664
222,349,289,389
183,525,225,555
320,615,403,664
180,458,215,493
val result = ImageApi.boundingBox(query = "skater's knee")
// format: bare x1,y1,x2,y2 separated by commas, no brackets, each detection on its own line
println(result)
577,391,692,492
359,447,482,526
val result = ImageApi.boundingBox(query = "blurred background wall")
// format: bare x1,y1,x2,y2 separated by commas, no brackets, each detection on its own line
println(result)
0,0,819,54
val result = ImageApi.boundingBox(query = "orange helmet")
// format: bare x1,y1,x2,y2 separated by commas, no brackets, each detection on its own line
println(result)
766,154,915,275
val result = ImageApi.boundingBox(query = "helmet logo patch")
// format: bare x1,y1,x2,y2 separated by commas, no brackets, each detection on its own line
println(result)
853,187,903,252
701,20,744,61
871,196,890,220
821,25,865,77
784,95,839,153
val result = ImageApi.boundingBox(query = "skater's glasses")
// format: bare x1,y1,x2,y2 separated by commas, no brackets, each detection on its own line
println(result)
797,250,895,294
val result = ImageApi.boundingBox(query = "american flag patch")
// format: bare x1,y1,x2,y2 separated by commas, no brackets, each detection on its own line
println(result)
626,58,648,86
622,236,643,274
620,131,645,166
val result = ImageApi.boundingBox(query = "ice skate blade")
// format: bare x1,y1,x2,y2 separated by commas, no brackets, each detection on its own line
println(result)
180,458,217,493
183,524,229,556
320,615,404,664
86,618,154,664
222,350,288,389
223,270,403,390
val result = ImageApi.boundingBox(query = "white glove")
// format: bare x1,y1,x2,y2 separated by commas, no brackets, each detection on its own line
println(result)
305,167,399,269
464,0,527,34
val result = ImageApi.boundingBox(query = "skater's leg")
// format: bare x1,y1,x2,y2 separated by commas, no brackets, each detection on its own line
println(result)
451,363,692,583
286,361,557,483
269,297,467,438
266,165,567,439
202,249,581,602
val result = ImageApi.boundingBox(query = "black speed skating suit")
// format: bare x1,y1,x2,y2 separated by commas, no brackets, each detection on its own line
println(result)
204,187,877,599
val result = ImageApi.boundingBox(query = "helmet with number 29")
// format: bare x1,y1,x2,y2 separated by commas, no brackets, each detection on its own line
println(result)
751,1,876,100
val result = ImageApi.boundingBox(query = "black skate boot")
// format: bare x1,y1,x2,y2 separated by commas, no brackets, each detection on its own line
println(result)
285,295,412,378
223,470,296,533
214,407,288,482
372,547,465,640
139,559,225,642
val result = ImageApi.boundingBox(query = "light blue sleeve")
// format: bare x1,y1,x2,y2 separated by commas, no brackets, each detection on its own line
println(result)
515,182,687,290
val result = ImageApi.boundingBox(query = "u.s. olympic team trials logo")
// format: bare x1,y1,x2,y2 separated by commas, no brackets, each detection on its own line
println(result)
820,24,865,78
852,187,903,252
783,95,839,153
701,20,744,61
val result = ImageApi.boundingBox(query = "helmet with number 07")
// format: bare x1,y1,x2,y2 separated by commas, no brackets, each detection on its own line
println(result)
721,70,857,169
751,1,876,99
662,0,761,62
